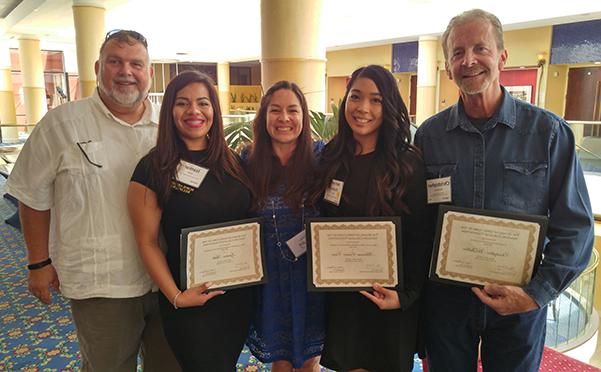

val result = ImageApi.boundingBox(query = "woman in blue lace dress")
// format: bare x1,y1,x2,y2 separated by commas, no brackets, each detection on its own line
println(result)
243,81,325,371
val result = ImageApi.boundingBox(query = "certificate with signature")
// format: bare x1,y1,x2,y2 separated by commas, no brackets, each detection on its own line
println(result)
180,218,266,290
306,217,401,291
430,206,547,287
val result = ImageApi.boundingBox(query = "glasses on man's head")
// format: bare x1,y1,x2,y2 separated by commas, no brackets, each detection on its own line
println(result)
104,29,148,49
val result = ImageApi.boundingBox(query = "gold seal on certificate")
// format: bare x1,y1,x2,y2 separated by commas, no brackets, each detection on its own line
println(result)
430,206,548,287
180,218,266,290
306,217,402,291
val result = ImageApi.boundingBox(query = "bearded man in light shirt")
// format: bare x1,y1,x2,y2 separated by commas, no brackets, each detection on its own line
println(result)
7,30,179,371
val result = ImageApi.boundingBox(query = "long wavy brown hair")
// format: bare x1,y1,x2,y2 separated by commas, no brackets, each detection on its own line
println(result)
246,81,316,211
146,70,250,208
309,65,420,216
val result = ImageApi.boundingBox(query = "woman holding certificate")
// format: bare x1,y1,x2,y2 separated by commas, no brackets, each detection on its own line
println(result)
243,81,325,371
310,65,431,372
127,71,253,371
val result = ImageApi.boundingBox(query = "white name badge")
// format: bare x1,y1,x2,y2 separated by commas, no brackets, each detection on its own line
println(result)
427,176,452,204
324,179,344,206
286,230,307,258
175,160,209,188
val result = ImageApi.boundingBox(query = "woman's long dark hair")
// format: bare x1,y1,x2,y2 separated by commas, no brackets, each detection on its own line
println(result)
247,81,315,211
147,70,250,208
310,65,420,216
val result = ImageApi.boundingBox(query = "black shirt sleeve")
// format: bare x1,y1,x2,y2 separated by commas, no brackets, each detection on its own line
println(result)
396,158,437,311
130,152,157,192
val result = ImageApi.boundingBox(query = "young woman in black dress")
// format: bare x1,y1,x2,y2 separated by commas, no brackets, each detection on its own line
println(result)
127,71,253,371
310,65,432,372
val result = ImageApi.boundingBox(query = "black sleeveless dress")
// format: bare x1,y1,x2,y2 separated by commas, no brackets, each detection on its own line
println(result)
131,150,253,372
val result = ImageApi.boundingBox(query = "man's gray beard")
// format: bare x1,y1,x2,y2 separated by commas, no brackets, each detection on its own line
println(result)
461,81,489,96
98,66,150,108
459,72,492,96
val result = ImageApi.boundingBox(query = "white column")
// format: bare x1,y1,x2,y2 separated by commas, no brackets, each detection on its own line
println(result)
217,62,230,114
72,0,106,97
0,37,18,142
18,37,47,128
416,36,438,126
261,0,326,111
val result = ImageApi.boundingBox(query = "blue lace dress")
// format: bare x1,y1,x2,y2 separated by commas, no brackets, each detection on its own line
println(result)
244,143,326,368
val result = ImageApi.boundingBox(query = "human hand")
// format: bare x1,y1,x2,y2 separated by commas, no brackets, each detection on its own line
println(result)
28,265,60,304
472,284,539,315
175,282,225,308
360,283,401,310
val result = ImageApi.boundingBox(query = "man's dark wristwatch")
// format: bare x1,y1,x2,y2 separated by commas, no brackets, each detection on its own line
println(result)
27,258,52,270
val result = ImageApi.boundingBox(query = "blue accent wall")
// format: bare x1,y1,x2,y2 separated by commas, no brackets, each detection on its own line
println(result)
392,41,418,73
551,19,601,64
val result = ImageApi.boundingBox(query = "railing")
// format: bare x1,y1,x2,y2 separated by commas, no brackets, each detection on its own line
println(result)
148,93,163,105
223,113,255,126
546,248,599,351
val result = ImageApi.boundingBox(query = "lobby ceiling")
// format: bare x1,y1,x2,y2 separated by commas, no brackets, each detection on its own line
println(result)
1,0,601,63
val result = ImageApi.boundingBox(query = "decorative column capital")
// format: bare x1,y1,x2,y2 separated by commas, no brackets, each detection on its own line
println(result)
17,34,40,42
72,0,105,9
418,35,439,42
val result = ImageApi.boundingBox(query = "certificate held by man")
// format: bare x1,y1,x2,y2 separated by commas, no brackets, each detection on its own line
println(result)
430,206,548,287
306,217,402,291
180,218,266,291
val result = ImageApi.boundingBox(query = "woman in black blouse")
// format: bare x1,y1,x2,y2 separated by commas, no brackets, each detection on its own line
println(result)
127,71,252,371
309,65,432,372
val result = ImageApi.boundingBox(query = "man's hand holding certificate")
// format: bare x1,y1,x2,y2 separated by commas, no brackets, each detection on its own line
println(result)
472,284,539,315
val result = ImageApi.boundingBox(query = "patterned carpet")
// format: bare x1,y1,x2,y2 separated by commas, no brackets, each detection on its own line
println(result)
0,178,79,371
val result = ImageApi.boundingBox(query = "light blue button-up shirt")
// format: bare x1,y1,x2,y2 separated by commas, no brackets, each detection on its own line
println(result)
415,87,595,307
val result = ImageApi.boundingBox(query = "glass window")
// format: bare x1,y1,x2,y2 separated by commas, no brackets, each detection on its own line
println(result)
573,122,601,219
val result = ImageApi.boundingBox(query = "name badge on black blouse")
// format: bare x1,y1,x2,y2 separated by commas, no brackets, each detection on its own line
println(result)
323,179,344,206
172,160,209,194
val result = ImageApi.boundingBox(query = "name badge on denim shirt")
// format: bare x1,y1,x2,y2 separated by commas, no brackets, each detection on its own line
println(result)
324,179,344,206
427,176,451,204
175,160,208,188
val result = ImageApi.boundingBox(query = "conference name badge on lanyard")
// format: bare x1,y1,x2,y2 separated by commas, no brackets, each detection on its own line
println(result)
173,160,209,194
324,179,344,206
426,176,452,204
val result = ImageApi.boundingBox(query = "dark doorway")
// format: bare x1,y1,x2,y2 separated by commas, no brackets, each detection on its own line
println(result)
410,75,417,119
565,67,601,137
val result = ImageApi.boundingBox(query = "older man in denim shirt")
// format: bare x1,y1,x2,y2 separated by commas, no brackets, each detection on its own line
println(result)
415,9,595,372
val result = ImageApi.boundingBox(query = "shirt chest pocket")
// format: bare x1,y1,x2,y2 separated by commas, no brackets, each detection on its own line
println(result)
55,142,106,234
60,141,107,175
503,161,547,213
425,163,457,179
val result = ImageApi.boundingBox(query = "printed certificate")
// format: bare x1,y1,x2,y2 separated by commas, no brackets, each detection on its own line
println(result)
180,218,266,290
430,206,547,287
306,217,401,291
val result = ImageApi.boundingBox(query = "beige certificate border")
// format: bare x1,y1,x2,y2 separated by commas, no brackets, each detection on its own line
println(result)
437,211,539,286
186,222,263,289
311,221,398,288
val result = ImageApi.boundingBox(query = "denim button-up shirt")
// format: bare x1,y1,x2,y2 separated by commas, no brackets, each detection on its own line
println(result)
415,87,595,307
